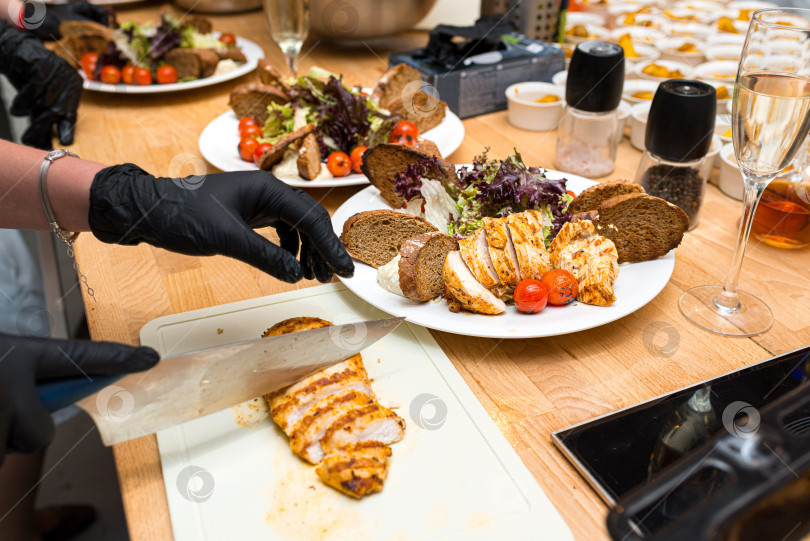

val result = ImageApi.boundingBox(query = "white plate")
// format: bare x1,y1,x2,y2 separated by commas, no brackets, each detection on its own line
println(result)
198,108,465,188
144,284,573,541
81,34,264,94
332,172,676,339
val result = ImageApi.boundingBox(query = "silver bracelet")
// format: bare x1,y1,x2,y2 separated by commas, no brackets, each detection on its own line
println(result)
39,149,97,303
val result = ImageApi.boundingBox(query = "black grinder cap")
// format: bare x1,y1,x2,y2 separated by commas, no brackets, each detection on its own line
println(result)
646,79,717,162
565,41,625,113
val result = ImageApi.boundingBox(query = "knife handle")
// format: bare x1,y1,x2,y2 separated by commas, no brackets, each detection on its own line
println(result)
37,376,123,413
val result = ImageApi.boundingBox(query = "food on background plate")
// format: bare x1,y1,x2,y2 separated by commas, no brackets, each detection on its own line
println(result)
642,63,685,79
631,91,655,100
229,82,287,123
262,317,405,498
339,210,438,268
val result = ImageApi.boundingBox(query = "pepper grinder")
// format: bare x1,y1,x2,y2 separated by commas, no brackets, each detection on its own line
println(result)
555,41,624,178
635,79,716,229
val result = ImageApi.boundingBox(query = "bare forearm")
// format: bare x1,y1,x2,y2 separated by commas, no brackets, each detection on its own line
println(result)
0,140,106,231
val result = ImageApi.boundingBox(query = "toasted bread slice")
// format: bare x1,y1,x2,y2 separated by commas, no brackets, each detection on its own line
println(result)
165,48,219,78
569,179,645,214
411,138,442,157
296,132,321,180
595,193,689,263
54,33,108,68
181,15,213,34
385,91,447,133
257,59,290,92
398,232,459,302
228,82,289,123
214,48,247,63
257,123,316,170
58,20,113,40
340,210,438,268
371,63,423,107
361,144,458,209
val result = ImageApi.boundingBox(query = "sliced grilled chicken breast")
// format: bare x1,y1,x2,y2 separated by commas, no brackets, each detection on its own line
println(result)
458,227,499,289
315,441,392,499
557,235,620,306
320,402,405,452
442,251,506,315
483,217,520,287
289,390,376,464
505,213,551,280
548,220,598,267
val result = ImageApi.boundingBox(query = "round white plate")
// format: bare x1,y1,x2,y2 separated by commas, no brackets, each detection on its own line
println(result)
198,108,465,188
332,172,675,339
81,34,264,94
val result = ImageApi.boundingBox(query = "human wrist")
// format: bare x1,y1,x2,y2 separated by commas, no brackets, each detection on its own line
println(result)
88,164,156,245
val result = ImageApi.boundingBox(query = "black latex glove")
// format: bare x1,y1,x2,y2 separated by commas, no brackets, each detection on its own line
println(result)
0,334,159,463
0,21,82,149
89,164,355,283
26,0,109,41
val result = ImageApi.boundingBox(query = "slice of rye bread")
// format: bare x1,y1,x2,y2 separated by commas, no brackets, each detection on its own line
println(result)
371,63,423,107
361,144,458,209
58,20,113,40
398,232,459,302
54,33,109,68
569,179,645,214
411,138,441,157
257,123,317,171
228,82,289,123
385,91,447,133
595,193,689,263
181,14,213,34
214,48,247,63
164,49,220,80
340,210,438,268
257,59,290,92
296,132,321,180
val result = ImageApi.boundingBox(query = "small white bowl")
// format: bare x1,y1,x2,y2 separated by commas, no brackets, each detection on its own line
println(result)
674,1,724,14
630,101,652,150
706,33,746,47
715,115,733,144
663,8,714,25
669,22,713,39
728,0,778,12
564,24,611,44
705,44,742,62
706,134,723,171
566,12,607,27
622,79,660,104
609,25,667,45
719,142,744,199
714,16,749,34
617,100,632,134
634,59,696,81
701,79,733,105
655,37,706,67
552,70,568,87
505,82,565,131
616,40,661,65
694,60,738,83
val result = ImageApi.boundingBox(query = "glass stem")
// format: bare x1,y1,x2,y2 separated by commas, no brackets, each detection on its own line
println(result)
715,175,770,312
285,51,298,77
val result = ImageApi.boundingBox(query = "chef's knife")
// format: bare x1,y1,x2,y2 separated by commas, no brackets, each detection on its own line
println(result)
39,317,404,446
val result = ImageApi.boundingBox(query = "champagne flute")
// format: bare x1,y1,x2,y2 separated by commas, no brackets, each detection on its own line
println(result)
679,8,810,337
263,0,311,76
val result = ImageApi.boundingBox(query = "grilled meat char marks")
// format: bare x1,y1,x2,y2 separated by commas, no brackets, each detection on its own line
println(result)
315,441,392,498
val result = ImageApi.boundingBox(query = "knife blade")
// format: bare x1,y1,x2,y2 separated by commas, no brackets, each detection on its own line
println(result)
69,317,404,446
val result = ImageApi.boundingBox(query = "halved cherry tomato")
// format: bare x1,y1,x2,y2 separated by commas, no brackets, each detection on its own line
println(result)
238,116,259,136
540,269,579,306
326,151,352,177
389,133,416,146
242,125,262,139
80,53,99,80
133,67,153,86
513,279,549,313
156,65,178,85
218,32,237,47
392,120,419,139
566,190,576,198
239,137,259,162
121,65,135,85
349,145,367,174
100,65,121,85
253,142,273,163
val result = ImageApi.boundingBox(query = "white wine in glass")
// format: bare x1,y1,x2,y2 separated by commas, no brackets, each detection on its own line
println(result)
264,0,311,76
679,8,810,337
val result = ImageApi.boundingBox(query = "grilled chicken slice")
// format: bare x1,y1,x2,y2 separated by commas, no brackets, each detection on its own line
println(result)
458,227,499,289
289,390,376,464
556,235,620,306
442,251,506,315
261,316,331,337
315,441,392,499
505,212,551,280
320,401,405,452
483,217,520,288
548,220,598,267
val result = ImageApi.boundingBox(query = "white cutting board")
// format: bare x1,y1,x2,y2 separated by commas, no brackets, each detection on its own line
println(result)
141,283,573,541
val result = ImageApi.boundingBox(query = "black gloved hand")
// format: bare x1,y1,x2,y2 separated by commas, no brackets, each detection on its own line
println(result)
0,21,82,149
89,165,355,283
26,0,109,41
0,334,159,463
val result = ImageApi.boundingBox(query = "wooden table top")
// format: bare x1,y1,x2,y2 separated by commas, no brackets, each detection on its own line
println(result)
67,3,810,540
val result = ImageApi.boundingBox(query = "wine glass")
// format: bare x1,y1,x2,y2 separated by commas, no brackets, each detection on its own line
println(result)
263,0,311,76
679,8,810,337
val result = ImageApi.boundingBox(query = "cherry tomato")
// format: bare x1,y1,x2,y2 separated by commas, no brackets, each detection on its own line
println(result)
326,151,352,177
218,32,237,47
513,279,549,314
253,142,273,163
239,137,259,162
349,145,368,174
133,67,153,86
80,53,99,80
566,190,577,198
121,65,135,85
238,117,259,136
156,65,178,85
392,120,419,139
242,125,263,139
540,269,579,306
389,133,416,146
100,65,121,85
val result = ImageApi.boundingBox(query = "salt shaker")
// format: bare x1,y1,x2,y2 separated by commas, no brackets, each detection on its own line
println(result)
634,79,716,229
555,41,624,178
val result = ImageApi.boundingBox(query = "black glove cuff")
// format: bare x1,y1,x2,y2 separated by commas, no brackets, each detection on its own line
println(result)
89,163,156,246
